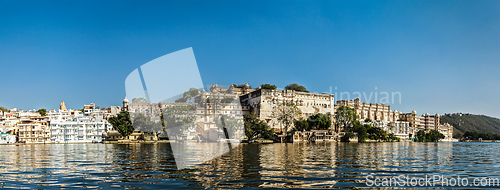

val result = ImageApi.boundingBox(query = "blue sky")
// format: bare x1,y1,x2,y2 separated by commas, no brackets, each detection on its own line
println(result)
1,0,499,117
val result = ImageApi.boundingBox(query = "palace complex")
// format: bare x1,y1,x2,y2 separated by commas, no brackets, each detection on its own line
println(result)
0,83,456,143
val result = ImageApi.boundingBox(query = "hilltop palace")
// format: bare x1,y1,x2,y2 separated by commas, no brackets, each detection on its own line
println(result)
0,83,454,144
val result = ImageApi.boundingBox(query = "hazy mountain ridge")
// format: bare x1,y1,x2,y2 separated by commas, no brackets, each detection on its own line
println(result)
440,113,500,136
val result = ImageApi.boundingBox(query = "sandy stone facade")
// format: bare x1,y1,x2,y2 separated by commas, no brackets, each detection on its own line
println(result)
399,111,453,139
399,110,438,132
336,97,401,122
240,88,335,132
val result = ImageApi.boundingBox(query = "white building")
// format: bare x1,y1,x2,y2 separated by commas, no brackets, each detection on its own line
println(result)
0,131,16,144
0,117,16,144
366,120,411,140
110,106,121,116
49,101,112,143
18,111,41,118
0,117,20,135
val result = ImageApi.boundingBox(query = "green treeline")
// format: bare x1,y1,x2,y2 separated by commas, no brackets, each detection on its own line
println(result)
462,131,500,140
415,130,444,142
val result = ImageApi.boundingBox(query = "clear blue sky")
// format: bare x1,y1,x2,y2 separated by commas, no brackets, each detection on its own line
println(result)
1,0,499,117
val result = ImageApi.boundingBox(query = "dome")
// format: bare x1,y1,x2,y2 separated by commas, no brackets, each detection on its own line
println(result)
123,96,129,103
411,109,417,114
243,83,250,89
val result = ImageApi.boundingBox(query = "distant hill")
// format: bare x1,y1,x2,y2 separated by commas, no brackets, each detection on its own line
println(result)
440,113,500,137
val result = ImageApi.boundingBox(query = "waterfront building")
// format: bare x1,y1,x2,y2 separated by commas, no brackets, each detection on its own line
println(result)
399,111,454,140
336,97,401,122
399,110,438,134
292,130,335,142
335,98,413,139
17,117,51,143
49,101,112,143
0,131,16,144
104,97,162,141
0,116,16,144
105,129,155,141
239,87,335,132
0,117,20,136
16,117,51,143
193,84,246,141
365,120,411,140
437,123,454,141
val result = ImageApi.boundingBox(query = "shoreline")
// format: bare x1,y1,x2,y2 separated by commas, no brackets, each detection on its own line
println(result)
4,139,497,146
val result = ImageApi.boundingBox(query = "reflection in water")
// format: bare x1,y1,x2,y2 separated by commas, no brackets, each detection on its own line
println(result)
0,142,499,189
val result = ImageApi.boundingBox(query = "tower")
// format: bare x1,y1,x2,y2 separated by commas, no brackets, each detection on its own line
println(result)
59,100,67,111
122,96,129,112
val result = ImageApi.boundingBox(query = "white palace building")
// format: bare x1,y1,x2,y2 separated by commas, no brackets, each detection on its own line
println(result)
49,101,112,143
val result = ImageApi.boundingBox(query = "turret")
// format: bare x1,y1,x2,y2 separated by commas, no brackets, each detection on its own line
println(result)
122,96,129,112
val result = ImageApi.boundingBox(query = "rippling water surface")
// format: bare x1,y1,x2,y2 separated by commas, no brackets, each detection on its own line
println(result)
0,142,499,189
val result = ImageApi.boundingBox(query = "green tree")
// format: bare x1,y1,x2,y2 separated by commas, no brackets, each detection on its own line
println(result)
132,113,163,134
341,132,355,142
36,108,47,116
307,113,332,130
0,107,8,113
334,106,357,132
416,130,426,141
132,97,148,103
284,83,309,92
175,87,200,102
453,130,463,139
364,118,372,122
162,104,196,138
293,119,309,131
272,101,302,133
427,130,445,142
261,84,277,90
244,113,273,141
108,111,135,139
353,123,368,142
416,130,445,142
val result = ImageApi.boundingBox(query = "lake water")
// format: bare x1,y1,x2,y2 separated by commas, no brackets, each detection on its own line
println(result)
0,142,499,189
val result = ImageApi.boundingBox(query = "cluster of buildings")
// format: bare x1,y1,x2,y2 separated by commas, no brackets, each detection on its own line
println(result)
208,84,453,141
1,83,455,144
335,97,453,140
0,101,114,144
127,83,453,142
